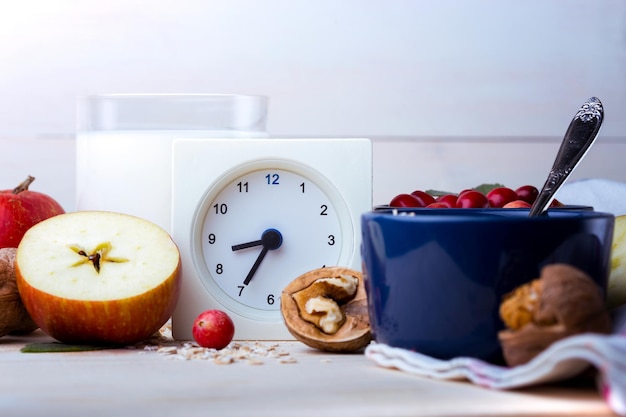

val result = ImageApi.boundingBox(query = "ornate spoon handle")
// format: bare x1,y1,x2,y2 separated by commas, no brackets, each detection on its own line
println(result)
529,97,604,217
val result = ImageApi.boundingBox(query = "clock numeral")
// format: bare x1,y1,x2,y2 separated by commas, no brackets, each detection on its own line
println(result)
216,264,224,274
207,233,216,244
300,182,305,193
320,205,328,216
328,235,335,246
265,173,280,185
237,285,245,296
237,181,249,193
267,294,275,305
213,203,228,214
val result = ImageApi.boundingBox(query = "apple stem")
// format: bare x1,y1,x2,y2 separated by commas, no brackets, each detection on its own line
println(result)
13,175,36,194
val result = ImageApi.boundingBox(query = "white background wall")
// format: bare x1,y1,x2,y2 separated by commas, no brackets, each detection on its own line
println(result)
1,0,625,213
1,0,625,139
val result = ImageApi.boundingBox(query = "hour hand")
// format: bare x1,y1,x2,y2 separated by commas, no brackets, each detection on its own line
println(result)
232,239,263,251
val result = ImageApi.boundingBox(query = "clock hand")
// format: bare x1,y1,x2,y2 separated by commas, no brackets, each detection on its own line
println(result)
243,246,269,286
232,239,263,251
239,228,283,286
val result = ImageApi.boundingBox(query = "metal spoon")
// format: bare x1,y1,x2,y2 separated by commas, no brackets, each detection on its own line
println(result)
528,97,604,217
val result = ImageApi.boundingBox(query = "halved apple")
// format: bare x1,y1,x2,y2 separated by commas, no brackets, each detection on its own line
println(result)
15,211,181,345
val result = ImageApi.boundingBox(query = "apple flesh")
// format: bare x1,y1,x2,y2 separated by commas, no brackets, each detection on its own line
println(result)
0,176,65,248
15,211,181,345
192,309,235,350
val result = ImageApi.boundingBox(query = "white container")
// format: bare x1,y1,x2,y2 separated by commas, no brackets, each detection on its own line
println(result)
76,94,269,232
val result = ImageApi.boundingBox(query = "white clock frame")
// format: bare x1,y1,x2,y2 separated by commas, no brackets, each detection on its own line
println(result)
171,138,372,340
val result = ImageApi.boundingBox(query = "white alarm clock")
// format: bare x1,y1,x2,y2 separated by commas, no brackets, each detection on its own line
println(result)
171,138,372,340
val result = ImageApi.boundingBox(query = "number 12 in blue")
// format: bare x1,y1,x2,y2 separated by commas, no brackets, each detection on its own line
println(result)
266,173,280,185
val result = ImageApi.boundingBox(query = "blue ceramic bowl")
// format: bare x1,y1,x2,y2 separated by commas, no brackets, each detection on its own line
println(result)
361,208,614,364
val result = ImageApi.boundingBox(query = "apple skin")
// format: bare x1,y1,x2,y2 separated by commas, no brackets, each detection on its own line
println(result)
16,267,180,345
0,176,65,249
192,309,235,350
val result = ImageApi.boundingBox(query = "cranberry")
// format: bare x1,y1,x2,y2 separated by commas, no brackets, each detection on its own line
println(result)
515,185,539,205
192,309,235,350
410,190,436,207
456,191,489,208
486,187,518,208
389,193,423,207
436,194,458,208
426,202,450,208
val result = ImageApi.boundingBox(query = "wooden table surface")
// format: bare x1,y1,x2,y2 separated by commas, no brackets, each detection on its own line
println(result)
0,330,614,417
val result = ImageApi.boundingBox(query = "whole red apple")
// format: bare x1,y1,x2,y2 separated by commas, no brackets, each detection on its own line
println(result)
1,176,65,249
192,309,235,350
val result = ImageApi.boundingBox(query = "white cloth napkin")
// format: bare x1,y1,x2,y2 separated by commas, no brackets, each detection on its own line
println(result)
366,326,626,415
366,178,626,415
556,178,626,216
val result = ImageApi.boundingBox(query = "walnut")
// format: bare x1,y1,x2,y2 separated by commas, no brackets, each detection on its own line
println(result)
281,267,371,352
498,263,612,367
0,247,38,337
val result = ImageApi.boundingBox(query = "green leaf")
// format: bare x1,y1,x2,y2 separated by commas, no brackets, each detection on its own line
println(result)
424,189,454,197
20,342,115,353
472,183,506,195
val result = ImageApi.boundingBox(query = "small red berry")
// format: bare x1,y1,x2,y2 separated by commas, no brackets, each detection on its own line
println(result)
436,194,458,208
486,187,518,208
192,309,235,350
515,185,539,205
426,202,450,208
410,190,436,207
389,193,423,208
456,190,489,208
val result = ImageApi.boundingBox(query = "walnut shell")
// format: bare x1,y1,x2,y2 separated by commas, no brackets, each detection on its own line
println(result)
0,247,38,337
281,266,371,352
498,263,611,367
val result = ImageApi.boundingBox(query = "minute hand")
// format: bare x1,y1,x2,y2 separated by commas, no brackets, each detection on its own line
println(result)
243,246,270,286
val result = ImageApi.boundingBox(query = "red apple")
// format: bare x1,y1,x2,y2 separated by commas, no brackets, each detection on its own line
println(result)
192,309,235,350
1,176,65,248
503,200,532,208
15,211,181,345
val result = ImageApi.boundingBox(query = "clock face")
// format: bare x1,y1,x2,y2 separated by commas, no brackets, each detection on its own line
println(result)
192,160,351,321
171,138,372,340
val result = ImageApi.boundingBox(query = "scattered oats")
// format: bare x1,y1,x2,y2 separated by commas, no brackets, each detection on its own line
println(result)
157,346,178,355
214,355,235,365
137,323,301,364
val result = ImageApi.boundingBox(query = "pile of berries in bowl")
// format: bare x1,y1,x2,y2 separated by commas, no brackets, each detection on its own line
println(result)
388,184,562,209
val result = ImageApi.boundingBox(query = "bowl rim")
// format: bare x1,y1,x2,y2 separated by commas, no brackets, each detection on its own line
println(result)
363,206,613,222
